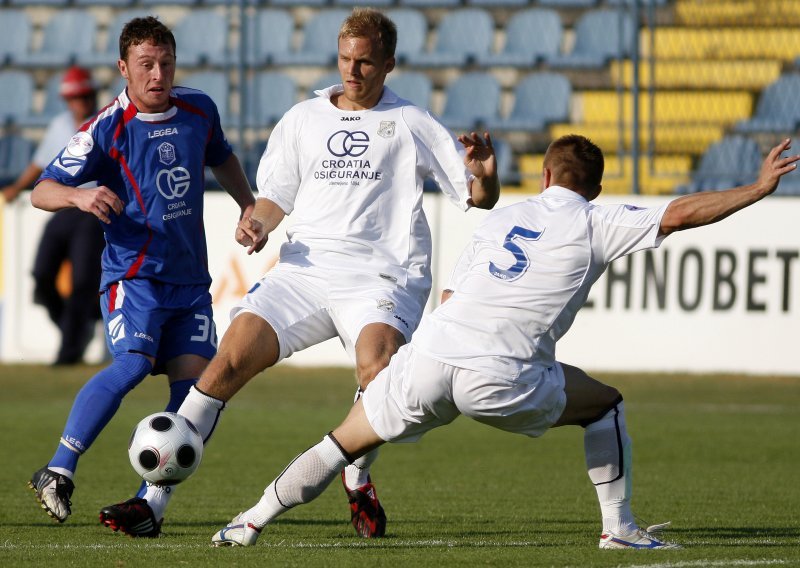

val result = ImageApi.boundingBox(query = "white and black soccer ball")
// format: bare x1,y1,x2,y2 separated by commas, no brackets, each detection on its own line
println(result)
128,412,203,485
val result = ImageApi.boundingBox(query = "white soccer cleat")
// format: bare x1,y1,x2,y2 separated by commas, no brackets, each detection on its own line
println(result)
599,522,681,549
211,513,262,547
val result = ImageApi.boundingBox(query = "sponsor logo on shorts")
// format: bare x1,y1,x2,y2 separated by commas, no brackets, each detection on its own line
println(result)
377,299,395,312
108,314,125,345
134,331,154,343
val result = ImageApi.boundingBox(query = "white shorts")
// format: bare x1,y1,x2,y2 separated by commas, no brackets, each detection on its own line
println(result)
362,344,568,443
231,262,428,363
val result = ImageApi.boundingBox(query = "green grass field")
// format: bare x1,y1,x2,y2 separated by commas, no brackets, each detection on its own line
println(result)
1,364,798,567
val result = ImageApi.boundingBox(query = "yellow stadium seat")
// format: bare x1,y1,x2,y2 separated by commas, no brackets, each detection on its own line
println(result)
575,91,752,125
609,60,782,90
641,28,800,62
675,0,800,27
518,154,691,195
549,123,724,155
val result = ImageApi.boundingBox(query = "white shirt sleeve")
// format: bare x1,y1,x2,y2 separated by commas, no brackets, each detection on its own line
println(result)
594,203,669,263
255,113,300,215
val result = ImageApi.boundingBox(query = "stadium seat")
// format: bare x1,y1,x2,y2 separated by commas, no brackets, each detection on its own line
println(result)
333,0,394,5
399,0,461,7
734,74,800,133
610,60,782,90
492,138,517,186
385,9,428,65
386,72,433,109
439,72,501,132
489,72,571,132
478,8,562,68
681,135,762,192
270,0,328,6
405,9,494,68
308,71,343,98
272,10,349,67
179,71,230,125
75,0,131,6
22,71,70,128
138,0,195,5
642,28,800,62
244,71,297,128
547,9,634,68
0,10,32,66
0,134,34,185
8,0,68,6
15,10,96,68
244,9,294,67
537,0,595,7
467,0,528,7
0,71,34,126
79,9,151,67
549,123,724,155
172,10,229,67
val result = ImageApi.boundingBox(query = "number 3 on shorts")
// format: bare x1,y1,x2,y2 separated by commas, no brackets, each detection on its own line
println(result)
191,314,218,348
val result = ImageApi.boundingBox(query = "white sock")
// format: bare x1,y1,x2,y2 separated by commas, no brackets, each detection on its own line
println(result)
343,447,378,489
142,483,172,520
584,401,635,534
49,467,73,479
245,434,350,528
177,386,225,442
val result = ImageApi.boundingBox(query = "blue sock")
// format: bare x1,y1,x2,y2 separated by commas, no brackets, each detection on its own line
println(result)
49,353,153,474
135,378,198,498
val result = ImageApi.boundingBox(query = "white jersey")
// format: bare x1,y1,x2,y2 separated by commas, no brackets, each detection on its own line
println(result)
256,85,472,289
411,186,668,380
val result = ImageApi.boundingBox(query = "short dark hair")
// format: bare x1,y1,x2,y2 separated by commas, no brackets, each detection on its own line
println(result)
543,134,604,194
119,16,176,62
339,8,397,60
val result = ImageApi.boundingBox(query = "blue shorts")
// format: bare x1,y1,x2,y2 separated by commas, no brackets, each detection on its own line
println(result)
100,279,217,372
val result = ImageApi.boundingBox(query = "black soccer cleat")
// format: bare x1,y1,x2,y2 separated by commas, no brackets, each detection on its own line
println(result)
99,497,162,538
342,472,387,538
29,467,74,523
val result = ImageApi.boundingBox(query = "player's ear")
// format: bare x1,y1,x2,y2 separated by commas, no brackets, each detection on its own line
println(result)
117,59,128,80
385,56,396,74
588,184,602,201
541,167,552,192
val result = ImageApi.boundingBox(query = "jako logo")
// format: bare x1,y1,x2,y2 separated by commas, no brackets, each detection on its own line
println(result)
327,130,369,157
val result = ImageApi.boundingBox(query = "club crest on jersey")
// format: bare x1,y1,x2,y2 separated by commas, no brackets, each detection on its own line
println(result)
377,299,395,312
377,121,395,139
66,131,93,157
158,142,177,166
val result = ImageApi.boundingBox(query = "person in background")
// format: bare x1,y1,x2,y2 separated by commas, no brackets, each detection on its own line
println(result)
1,66,105,365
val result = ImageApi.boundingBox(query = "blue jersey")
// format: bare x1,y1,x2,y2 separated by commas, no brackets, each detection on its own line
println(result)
38,87,233,291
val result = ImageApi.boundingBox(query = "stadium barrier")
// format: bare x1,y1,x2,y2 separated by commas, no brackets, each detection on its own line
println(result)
2,192,799,375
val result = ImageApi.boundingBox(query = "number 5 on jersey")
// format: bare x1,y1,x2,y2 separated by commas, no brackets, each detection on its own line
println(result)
489,226,543,281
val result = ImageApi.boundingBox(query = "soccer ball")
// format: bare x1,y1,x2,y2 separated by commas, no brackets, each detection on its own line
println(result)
128,412,203,485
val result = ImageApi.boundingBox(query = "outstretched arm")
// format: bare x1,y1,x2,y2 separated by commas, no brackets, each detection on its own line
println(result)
31,179,123,224
660,138,800,237
458,131,500,210
210,153,257,219
235,197,286,255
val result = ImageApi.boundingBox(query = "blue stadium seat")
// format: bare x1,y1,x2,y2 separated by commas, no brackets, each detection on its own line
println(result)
244,9,294,66
179,71,230,125
0,71,35,125
547,9,634,68
22,71,70,128
489,72,571,132
0,10,32,65
244,71,297,128
399,0,461,7
467,0,528,6
15,10,97,68
492,137,517,186
385,8,428,65
0,134,35,185
308,71,343,98
269,0,328,6
75,0,132,6
8,0,68,6
272,10,349,67
734,74,800,133
334,0,394,5
80,9,150,67
681,135,762,193
478,8,562,67
173,10,229,67
537,0,596,7
386,72,433,109
439,72,501,131
406,9,494,67
139,0,195,5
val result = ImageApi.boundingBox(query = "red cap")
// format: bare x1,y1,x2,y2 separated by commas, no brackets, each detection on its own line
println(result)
60,66,96,98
